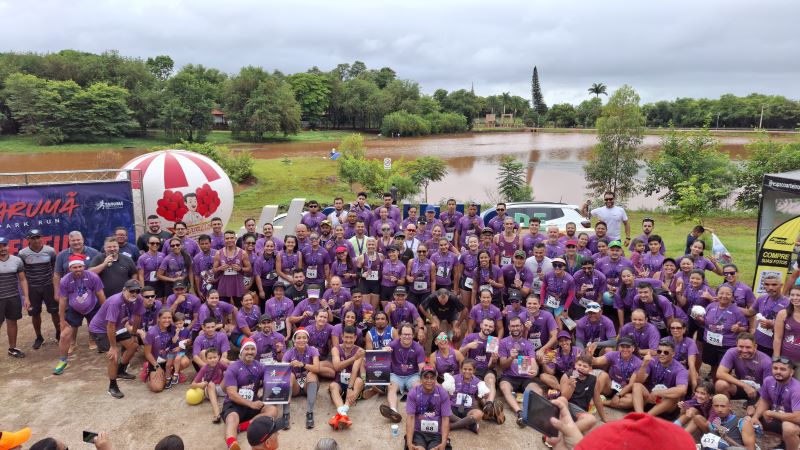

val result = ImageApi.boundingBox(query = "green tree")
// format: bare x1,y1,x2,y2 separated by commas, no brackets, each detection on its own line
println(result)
671,177,729,225
160,69,217,142
736,139,800,209
441,89,481,129
407,157,448,202
380,111,431,136
583,84,644,200
547,103,577,127
336,133,415,196
145,55,174,81
531,66,548,119
61,82,135,140
576,97,603,128
642,126,736,207
588,83,607,98
1,73,67,143
286,72,330,127
497,156,533,202
244,77,302,138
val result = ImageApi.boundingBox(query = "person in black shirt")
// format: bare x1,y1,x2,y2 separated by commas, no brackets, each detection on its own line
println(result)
136,215,173,254
559,353,608,435
285,269,308,306
419,289,466,346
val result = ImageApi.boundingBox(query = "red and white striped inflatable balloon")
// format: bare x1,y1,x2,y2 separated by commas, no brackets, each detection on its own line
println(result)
120,149,234,237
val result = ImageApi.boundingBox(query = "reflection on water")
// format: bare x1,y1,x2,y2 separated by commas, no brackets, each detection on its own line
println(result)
0,132,753,209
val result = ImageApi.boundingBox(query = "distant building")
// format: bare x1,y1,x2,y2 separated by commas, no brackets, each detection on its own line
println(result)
211,108,227,128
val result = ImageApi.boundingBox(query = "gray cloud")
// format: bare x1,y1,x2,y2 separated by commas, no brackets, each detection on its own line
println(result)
1,0,798,104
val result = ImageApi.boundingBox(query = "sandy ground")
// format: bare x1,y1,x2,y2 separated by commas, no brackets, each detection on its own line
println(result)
0,317,783,450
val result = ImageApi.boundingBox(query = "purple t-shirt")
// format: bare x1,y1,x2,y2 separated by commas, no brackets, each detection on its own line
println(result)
541,271,575,306
252,331,285,362
141,301,163,332
388,338,426,376
456,214,484,247
759,377,800,412
522,232,546,254
458,251,480,281
264,297,294,331
719,348,772,384
619,323,660,351
576,315,617,344
159,252,188,279
752,294,790,348
291,299,325,328
196,301,235,331
631,294,679,331
662,336,698,368
161,236,199,258
301,211,327,233
137,252,164,285
87,292,144,334
498,336,536,378
193,331,230,357
462,332,497,370
644,358,688,389
406,384,452,433
501,264,534,295
604,351,642,387
234,305,262,335
434,349,460,376
388,301,420,329
282,345,321,377
544,241,565,259
721,281,756,309
223,360,265,404
641,253,665,274
451,374,481,410
192,250,216,278
572,269,607,303
682,255,716,273
210,232,225,251
58,271,104,315
524,310,557,350
702,302,748,348
306,323,334,357
431,251,458,286
301,246,330,284
166,294,201,323
323,287,351,312
255,236,284,255
469,304,502,330
547,346,583,374
194,361,228,384
381,259,406,288
144,326,175,360
595,256,634,287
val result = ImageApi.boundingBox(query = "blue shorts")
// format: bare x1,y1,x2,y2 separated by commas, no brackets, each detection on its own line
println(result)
65,303,101,328
390,373,420,393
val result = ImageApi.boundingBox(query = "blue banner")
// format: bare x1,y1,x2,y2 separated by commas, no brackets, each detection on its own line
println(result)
0,181,135,253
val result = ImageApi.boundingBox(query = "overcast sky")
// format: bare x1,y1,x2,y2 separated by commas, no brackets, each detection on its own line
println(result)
1,0,798,105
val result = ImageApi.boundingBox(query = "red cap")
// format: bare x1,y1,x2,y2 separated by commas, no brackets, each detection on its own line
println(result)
335,246,347,254
576,413,695,450
565,239,578,246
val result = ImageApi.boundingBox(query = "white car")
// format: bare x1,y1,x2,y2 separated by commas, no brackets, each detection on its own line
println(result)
480,202,593,234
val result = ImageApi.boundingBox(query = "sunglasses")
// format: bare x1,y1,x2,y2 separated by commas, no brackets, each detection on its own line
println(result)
669,326,683,330
773,356,792,365
406,229,416,232
246,241,256,245
723,271,736,276
310,237,320,240
175,228,187,231
382,228,390,232
170,244,181,248
129,289,141,295
566,245,576,248
496,209,505,212
417,250,427,254
553,263,565,268
656,350,672,355
148,241,160,245
143,295,157,299
604,198,614,202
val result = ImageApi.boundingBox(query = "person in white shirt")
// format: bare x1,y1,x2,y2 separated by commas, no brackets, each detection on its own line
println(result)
524,243,553,292
582,191,631,245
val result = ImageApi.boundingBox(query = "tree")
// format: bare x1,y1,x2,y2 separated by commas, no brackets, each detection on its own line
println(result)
642,126,736,207
243,77,302,138
576,97,603,128
160,69,217,142
2,73,67,143
497,156,533,202
531,66,548,120
546,103,577,127
408,157,448,202
336,133,416,196
145,55,174,81
61,82,135,140
583,85,644,201
671,177,729,225
441,89,481,129
286,72,330,127
736,139,800,209
588,83,607,98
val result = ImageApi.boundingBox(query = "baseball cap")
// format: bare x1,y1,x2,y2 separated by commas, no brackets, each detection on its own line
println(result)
551,257,566,265
320,220,332,227
557,330,572,340
386,244,399,252
481,227,494,235
585,301,601,313
513,250,526,258
608,240,623,248
0,427,31,450
173,280,187,290
335,246,347,254
27,229,43,237
0,237,7,245
272,283,285,291
307,286,321,298
618,336,635,347
576,412,695,450
394,231,405,238
420,365,437,377
425,205,436,213
124,279,142,291
259,313,273,323
394,285,407,295
507,289,523,303
565,239,577,246
247,415,285,446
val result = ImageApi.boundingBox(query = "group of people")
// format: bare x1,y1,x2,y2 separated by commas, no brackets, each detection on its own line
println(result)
1,190,799,450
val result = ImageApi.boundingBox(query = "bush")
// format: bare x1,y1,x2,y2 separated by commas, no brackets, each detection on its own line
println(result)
156,140,253,183
426,112,468,134
380,111,431,136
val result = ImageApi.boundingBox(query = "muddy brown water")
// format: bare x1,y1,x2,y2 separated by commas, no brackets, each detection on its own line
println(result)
0,132,752,208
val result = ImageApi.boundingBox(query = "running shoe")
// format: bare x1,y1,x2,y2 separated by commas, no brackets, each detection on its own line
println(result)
282,413,291,430
493,399,506,425
482,401,495,422
515,410,525,428
380,405,403,423
33,336,45,350
468,420,480,434
8,347,25,358
338,414,352,429
117,370,136,381
53,360,68,375
305,412,314,429
108,386,124,399
328,413,342,430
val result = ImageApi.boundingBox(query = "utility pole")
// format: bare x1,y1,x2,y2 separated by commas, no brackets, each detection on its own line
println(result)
716,112,720,129
759,105,764,129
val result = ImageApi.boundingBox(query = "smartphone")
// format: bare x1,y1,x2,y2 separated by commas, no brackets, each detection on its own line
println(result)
82,431,98,443
521,390,559,437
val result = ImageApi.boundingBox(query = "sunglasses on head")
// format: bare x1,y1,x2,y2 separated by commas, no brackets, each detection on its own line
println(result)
773,356,792,365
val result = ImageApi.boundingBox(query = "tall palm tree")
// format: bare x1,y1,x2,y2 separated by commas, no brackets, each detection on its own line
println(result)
588,83,607,98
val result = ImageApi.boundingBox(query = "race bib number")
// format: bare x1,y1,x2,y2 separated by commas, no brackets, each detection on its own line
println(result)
611,380,622,392
243,276,252,287
275,320,285,331
501,256,512,266
756,323,774,337
339,371,351,384
464,277,474,289
456,393,473,407
545,295,560,309
700,433,721,449
260,353,275,365
528,338,542,349
149,271,158,282
115,328,128,336
445,232,454,242
578,297,591,308
706,331,723,346
238,388,254,401
420,420,439,433
306,266,318,279
479,284,492,294
436,265,449,278
414,281,428,291
298,377,306,389
156,356,167,364
224,267,238,276
365,270,379,281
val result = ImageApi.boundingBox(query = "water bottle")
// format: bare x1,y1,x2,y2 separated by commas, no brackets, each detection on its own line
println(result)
391,424,399,437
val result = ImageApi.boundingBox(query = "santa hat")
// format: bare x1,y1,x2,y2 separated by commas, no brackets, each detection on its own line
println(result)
68,254,86,267
239,338,257,355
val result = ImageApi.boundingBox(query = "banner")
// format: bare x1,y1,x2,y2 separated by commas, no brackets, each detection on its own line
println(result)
0,181,135,253
753,214,800,294
261,363,292,405
365,350,392,386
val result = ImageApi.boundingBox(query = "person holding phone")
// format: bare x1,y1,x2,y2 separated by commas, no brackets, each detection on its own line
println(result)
557,354,609,434
459,317,504,424
405,366,452,450
498,316,540,427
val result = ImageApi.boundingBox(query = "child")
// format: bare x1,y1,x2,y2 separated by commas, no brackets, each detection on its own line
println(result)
674,381,714,434
630,238,646,277
190,347,228,423
168,312,193,388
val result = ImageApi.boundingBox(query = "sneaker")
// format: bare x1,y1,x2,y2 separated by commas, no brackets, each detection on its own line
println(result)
380,405,403,423
228,442,241,450
33,336,45,350
542,435,553,448
7,347,25,358
108,385,124,399
282,413,291,430
493,399,506,425
468,420,480,434
164,377,175,390
118,370,136,381
516,410,525,428
178,373,187,384
139,363,149,382
338,414,352,429
54,360,68,375
306,412,314,429
482,401,495,422
328,413,342,430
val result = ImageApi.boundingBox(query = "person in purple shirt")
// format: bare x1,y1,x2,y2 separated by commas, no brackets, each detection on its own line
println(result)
430,238,458,290
166,281,201,332
431,332,463,377
715,333,773,414
774,285,800,364
619,309,661,357
541,331,583,390
631,282,683,334
281,328,322,429
629,218,666,255
494,218,521,266
575,301,616,347
209,217,225,250
321,275,350,316
160,222,200,258
222,338,273,449
53,257,107,376
192,235,217,302
231,292,262,346
746,273,790,354
326,227,356,261
380,246,406,305
543,225,566,259
502,289,527,325
289,285,331,330
300,232,330,287
468,288,504,337
142,308,175,393
404,366,453,448
329,247,357,290
470,250,504,309
720,263,756,313
262,284,293,337
556,222,578,245
439,199,463,243
380,323,427,424
586,221,608,254
572,258,607,316
522,218,546,255
595,240,634,290
640,236,665,276
406,244,436,306
662,318,699,390
197,290,235,334
456,236,480,309
683,239,723,276
448,358,487,433
255,222,284,255
487,203,518,234
497,316,539,427
501,250,534,299
587,336,642,410
306,309,335,377
385,286,426,341
299,200,326,234
137,237,166,299
698,285,748,374
677,269,715,336
455,203,484,249
138,287,162,335
192,317,232,368
631,339,688,417
254,240,279,307
370,207,399,238
752,357,800,449
540,258,575,327
523,296,558,357
340,288,376,334
373,193,401,223
87,279,144,399
458,318,503,423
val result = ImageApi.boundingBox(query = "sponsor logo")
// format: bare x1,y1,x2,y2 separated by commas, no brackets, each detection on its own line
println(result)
95,200,125,210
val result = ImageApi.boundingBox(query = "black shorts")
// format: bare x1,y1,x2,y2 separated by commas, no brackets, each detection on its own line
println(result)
90,330,132,353
0,296,22,323
458,276,473,292
701,343,730,367
64,303,101,328
359,279,381,295
221,401,262,422
28,285,58,316
407,292,429,307
409,431,451,450
475,367,496,380
567,402,589,422
499,375,533,393
379,285,397,302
